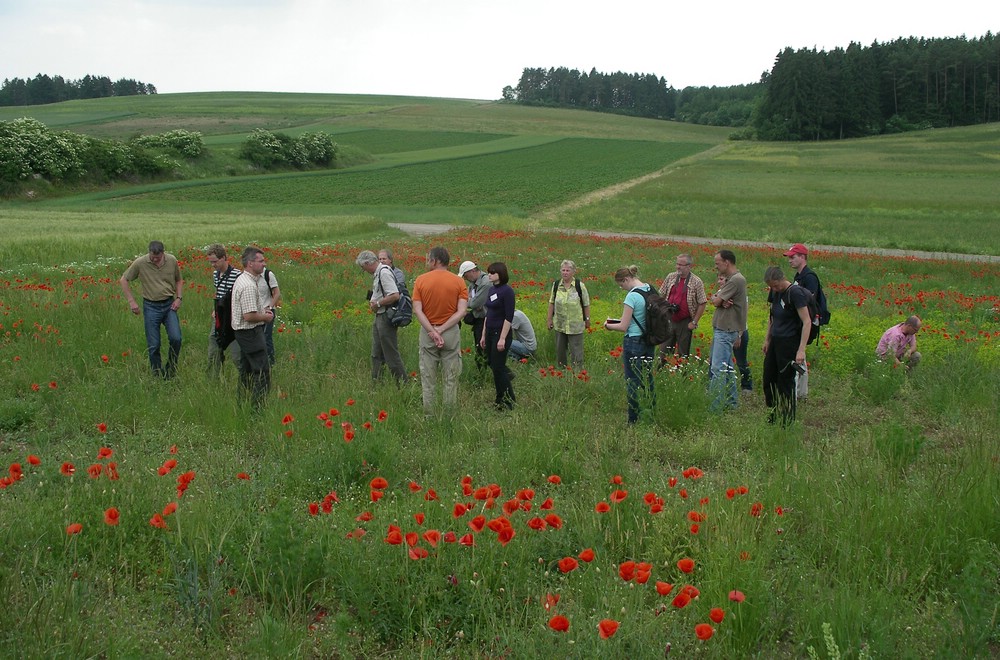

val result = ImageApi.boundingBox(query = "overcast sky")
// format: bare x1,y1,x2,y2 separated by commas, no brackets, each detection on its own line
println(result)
1,0,992,100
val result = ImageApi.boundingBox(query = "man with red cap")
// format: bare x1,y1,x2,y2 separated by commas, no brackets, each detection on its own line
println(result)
783,243,823,399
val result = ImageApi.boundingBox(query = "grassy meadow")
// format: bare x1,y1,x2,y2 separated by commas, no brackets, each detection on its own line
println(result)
1,93,999,658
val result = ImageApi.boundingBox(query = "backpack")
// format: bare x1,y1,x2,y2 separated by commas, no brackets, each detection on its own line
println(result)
378,266,412,328
551,278,586,321
796,269,830,327
214,268,237,349
630,286,673,346
786,284,821,345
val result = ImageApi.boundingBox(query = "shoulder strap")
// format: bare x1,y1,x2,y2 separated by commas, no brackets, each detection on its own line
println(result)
575,278,585,319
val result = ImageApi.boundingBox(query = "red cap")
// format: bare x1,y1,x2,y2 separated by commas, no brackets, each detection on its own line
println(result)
783,243,808,257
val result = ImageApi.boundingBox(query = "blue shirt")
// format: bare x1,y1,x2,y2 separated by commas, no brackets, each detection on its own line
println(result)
624,285,651,338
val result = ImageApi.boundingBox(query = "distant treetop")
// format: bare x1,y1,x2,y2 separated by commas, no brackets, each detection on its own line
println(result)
0,74,157,107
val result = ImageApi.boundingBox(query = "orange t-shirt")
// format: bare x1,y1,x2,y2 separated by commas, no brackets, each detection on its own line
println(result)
412,268,468,325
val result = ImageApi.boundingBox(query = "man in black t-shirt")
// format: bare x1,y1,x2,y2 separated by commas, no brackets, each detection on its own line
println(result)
762,266,812,427
785,243,821,399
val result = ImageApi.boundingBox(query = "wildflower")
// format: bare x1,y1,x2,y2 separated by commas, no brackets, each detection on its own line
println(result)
458,533,475,546
558,557,578,573
728,590,746,602
709,608,725,623
96,423,108,434
695,623,714,640
408,546,429,560
423,530,441,547
548,615,570,632
106,462,119,480
443,531,457,543
547,474,561,484
346,398,355,406
362,421,372,430
527,517,547,530
49,381,57,389
101,354,110,363
66,523,83,535
237,472,250,480
672,593,691,608
27,455,41,466
543,513,563,529
468,515,486,533
595,501,611,513
377,410,388,421
104,507,120,526
308,502,320,516
162,502,178,516
405,531,419,547
370,490,383,503
598,619,619,639
610,475,623,485
452,503,469,518
726,487,736,499
543,593,560,610
87,463,102,479
97,446,112,459
750,502,764,517
578,548,595,562
424,488,438,501
370,476,389,490
610,489,628,503
677,558,695,573
284,430,293,438
408,481,422,493
619,561,636,582
31,384,40,392
281,413,294,425
656,581,674,596
539,497,554,509
384,526,403,545
60,462,75,476
149,513,168,529
497,527,515,546
343,430,354,442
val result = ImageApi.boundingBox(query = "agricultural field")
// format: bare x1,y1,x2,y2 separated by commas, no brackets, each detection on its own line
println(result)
0,93,998,657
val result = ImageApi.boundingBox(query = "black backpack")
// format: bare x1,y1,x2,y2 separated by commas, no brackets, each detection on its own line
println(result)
630,286,673,346
214,269,237,349
377,266,412,328
786,284,821,345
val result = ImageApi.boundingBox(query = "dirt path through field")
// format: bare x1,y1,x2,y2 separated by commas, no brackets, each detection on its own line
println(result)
389,139,999,264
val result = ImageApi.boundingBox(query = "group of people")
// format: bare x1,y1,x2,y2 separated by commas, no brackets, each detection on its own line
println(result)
121,240,920,425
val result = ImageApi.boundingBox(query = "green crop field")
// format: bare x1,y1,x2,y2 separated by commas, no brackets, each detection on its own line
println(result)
0,92,998,658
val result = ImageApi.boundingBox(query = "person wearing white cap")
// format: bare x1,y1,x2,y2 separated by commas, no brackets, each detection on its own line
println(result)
459,260,491,373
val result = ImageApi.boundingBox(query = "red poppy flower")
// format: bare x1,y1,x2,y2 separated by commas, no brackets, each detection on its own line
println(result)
66,523,83,535
728,590,746,602
377,410,388,422
346,398,355,406
423,529,441,547
164,459,178,470
87,463,102,479
162,502,178,517
595,501,611,513
101,354,110,363
598,619,619,639
687,511,706,522
610,489,628,503
106,462,119,480
726,488,736,499
649,501,664,514
30,384,40,392
424,488,438,501
370,476,389,490
737,485,748,495
362,421,372,430
48,381,57,389
404,531,419,547
543,513,563,529
709,608,725,623
458,533,475,546
27,455,41,466
774,506,784,516
656,581,674,596
558,557,578,573
237,472,250,480
308,502,320,516
679,488,688,499
281,413,294,425
408,481,422,493
472,486,490,500
370,490,383,503
96,446,112,459
345,528,366,540
548,615,570,632
739,550,751,561
677,558,695,573
578,548,595,563
452,503,468,518
329,408,340,416
547,475,561,485
497,527,515,546
96,423,108,434
610,475,623,485
750,502,764,517
60,462,75,476
9,463,23,480
668,476,678,488
527,517,547,530
695,623,714,640
543,593,560,610
157,466,169,477
690,524,700,534
539,497,554,510
619,561,636,582
468,515,486,533
149,513,168,529
284,430,293,438
384,527,403,545
681,584,700,598
408,546,429,560
443,531,457,543
672,593,691,608
104,507,120,526
343,430,354,442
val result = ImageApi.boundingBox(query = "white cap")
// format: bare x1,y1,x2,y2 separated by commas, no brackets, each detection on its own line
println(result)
457,261,477,277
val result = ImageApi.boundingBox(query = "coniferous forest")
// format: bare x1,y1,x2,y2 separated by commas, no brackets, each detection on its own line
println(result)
0,74,156,106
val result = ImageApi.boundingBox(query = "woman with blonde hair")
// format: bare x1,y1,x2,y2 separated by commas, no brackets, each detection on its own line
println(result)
604,265,656,424
546,259,591,370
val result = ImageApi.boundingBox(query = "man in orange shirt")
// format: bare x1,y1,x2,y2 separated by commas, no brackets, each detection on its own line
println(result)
412,246,469,415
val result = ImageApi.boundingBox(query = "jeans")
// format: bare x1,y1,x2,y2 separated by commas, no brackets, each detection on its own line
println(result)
508,339,534,362
372,313,407,383
143,299,181,378
709,328,740,411
733,329,753,390
486,327,515,410
623,336,656,424
419,325,462,414
234,325,270,412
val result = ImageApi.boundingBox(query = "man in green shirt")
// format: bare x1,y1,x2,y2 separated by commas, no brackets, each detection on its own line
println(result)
119,240,184,379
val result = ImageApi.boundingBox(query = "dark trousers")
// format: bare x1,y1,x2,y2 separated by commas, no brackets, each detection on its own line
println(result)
235,326,271,411
471,317,488,371
733,329,752,390
763,335,798,426
486,327,515,410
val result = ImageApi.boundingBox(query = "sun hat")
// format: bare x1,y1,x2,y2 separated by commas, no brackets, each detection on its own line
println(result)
458,261,477,276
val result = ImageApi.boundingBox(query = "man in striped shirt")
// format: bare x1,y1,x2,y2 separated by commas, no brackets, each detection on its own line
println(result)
231,246,274,411
206,244,241,377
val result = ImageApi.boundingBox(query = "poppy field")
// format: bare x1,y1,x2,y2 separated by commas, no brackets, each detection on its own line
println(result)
1,219,998,658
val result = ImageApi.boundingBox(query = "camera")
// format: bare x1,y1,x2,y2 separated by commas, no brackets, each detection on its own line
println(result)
791,361,806,375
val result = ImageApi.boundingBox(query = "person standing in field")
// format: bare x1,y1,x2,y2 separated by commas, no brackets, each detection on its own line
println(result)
656,253,708,362
379,248,407,292
785,243,822,399
458,260,490,373
604,265,656,425
762,266,812,426
119,240,184,379
546,259,591,371
231,246,274,411
260,260,281,366
206,243,241,377
412,247,469,415
876,316,922,370
356,250,407,385
708,249,747,411
480,262,517,410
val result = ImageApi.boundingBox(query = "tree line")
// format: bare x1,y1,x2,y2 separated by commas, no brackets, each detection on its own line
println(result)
504,33,999,140
0,74,157,106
